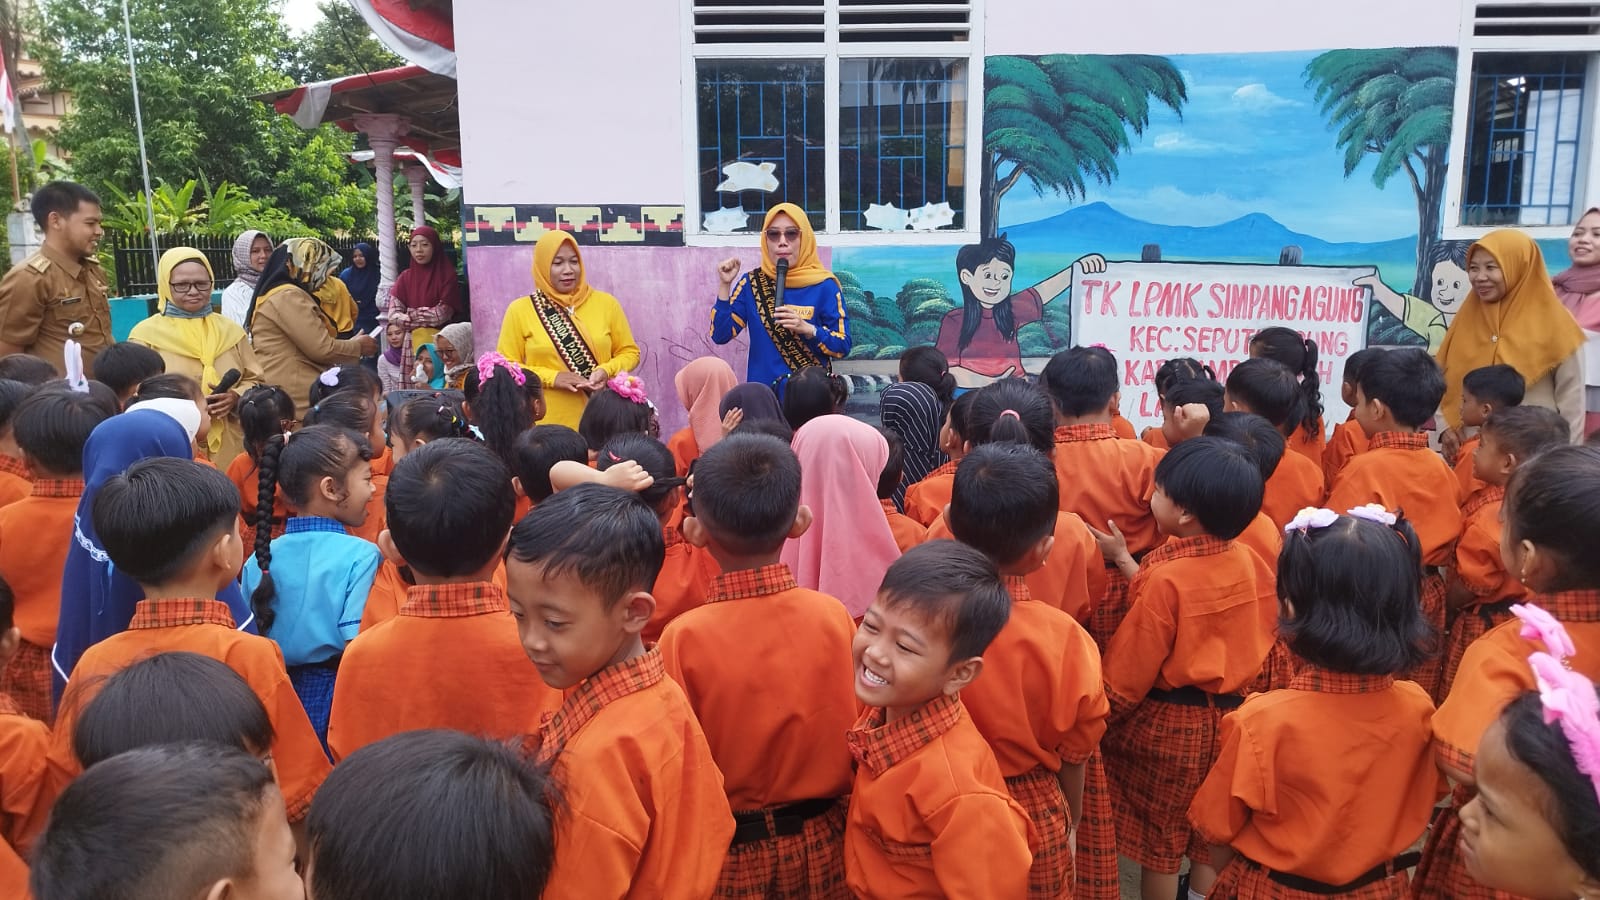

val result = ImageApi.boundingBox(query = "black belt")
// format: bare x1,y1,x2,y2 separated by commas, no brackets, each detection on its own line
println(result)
1146,686,1244,709
1264,851,1421,895
730,798,836,846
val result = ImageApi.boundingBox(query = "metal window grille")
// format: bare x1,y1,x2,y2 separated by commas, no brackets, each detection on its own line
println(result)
697,60,827,232
838,58,966,230
1461,52,1587,226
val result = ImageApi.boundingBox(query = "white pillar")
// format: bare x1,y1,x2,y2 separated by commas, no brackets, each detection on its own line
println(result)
405,164,428,228
353,113,410,307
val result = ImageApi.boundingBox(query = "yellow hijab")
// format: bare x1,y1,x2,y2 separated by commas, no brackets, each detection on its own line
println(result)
758,203,836,289
133,247,247,455
532,230,593,308
314,276,358,337
1437,229,1586,427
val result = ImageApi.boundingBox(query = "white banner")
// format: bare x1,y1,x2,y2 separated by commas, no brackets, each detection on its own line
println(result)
1070,261,1371,435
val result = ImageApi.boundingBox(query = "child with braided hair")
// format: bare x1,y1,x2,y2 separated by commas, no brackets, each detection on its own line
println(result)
230,385,297,554
240,424,380,749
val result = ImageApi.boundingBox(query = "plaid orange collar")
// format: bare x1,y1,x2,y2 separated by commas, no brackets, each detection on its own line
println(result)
533,647,664,764
129,598,237,630
848,693,963,776
400,581,509,618
1288,665,1395,694
1143,533,1231,568
1003,574,1033,604
708,563,799,603
0,455,29,480
927,459,958,478
663,524,686,550
1369,432,1428,452
1530,590,1600,624
30,477,84,499
880,498,899,517
1462,484,1505,519
1054,423,1116,443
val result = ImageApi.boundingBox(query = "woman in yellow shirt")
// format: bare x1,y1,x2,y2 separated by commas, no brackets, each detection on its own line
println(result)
496,230,640,428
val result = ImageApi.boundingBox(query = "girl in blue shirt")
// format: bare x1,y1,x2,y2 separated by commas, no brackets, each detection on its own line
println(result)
241,423,380,749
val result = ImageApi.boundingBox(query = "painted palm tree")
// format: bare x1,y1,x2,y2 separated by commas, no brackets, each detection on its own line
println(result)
981,54,1186,238
1305,48,1456,297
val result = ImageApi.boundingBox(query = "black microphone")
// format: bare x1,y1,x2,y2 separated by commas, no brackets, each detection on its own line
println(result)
209,368,242,395
774,258,788,308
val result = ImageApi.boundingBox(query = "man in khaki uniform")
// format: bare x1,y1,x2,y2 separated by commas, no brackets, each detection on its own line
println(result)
0,181,112,375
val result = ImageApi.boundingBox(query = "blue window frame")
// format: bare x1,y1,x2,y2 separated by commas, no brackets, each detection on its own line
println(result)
838,58,967,231
697,59,827,233
1462,52,1587,227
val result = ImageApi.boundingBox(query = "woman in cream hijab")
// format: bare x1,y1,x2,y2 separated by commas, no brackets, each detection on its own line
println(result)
496,230,640,427
128,247,263,464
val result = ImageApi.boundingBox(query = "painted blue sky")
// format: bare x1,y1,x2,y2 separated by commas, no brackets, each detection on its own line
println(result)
996,50,1428,244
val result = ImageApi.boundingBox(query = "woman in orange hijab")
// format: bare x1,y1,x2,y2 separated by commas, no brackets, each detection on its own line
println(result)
496,230,641,428
711,203,852,393
1436,229,1586,451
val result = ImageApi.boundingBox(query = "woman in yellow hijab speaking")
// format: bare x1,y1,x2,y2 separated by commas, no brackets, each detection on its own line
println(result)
711,203,851,394
496,229,641,428
128,247,264,464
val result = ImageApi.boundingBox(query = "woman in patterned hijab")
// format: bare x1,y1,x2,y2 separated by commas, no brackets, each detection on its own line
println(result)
247,238,377,418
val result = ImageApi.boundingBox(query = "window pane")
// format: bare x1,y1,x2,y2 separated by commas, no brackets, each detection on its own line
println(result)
838,57,967,231
697,59,826,233
1461,52,1587,227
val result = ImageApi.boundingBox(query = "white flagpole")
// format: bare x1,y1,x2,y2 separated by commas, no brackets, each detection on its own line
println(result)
119,0,159,275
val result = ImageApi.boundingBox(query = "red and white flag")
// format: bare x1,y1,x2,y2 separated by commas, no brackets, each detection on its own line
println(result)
0,50,16,136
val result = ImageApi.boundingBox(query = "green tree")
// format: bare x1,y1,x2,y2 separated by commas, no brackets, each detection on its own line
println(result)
287,0,404,83
1305,48,1456,297
981,55,1187,238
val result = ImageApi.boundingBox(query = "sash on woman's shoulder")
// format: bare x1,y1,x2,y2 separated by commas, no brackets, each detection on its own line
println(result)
530,291,601,375
750,271,824,378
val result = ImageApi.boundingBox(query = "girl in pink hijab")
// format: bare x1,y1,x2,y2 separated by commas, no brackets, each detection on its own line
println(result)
669,356,739,476
1554,207,1600,437
780,414,902,618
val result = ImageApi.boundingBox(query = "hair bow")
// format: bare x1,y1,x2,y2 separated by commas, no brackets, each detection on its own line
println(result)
63,340,89,394
1515,602,1579,667
476,352,526,386
609,372,648,404
1515,603,1600,806
1283,507,1338,534
1346,503,1397,526
318,367,341,388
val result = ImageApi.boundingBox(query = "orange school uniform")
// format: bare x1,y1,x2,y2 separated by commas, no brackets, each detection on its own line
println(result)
1321,415,1368,491
1189,668,1441,898
668,426,698,478
1141,427,1170,451
327,582,559,762
1452,435,1486,504
226,452,289,553
1441,485,1526,697
45,598,331,824
1285,418,1325,466
0,456,30,510
962,575,1108,899
844,695,1034,899
514,492,534,523
1412,589,1600,900
531,648,734,899
347,470,388,544
882,499,924,552
1101,536,1276,874
660,564,856,898
0,694,49,886
645,527,721,645
927,511,1102,626
359,559,508,631
0,478,83,722
1111,413,1136,440
1260,449,1326,529
903,461,956,527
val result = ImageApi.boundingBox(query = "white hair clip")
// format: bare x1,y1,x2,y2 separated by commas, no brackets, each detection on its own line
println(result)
1346,503,1398,526
1283,507,1338,535
318,367,341,388
63,340,90,394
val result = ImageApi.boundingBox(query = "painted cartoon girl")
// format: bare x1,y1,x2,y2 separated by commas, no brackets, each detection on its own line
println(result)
935,234,1106,387
1354,240,1472,353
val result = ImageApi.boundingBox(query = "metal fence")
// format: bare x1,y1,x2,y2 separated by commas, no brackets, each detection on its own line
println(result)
104,232,449,298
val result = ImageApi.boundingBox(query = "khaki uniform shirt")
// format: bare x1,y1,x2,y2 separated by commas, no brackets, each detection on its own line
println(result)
0,245,112,375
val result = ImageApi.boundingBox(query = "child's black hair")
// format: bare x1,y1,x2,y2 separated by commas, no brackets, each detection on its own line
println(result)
237,385,296,463
782,366,841,432
71,652,274,769
463,363,543,471
0,379,32,436
596,433,686,517
1153,436,1263,540
1154,357,1214,401
948,442,1058,568
30,179,99,230
131,372,203,405
1505,445,1600,591
577,385,652,453
685,433,801,556
252,425,372,631
30,742,276,900
388,394,470,447
308,363,384,409
511,425,590,504
954,235,1018,352
1226,358,1307,436
304,390,376,435
1498,691,1600,880
306,729,558,900
1250,326,1323,436
899,346,956,407
1354,347,1446,430
1462,363,1526,409
1277,513,1433,674
1165,376,1225,421
387,438,514,578
92,457,239,586
507,483,665,603
877,427,906,501
945,389,980,444
0,571,13,632
877,540,1011,663
965,377,1054,453
1482,406,1570,465
1340,347,1382,387
13,384,118,474
1041,346,1118,418
1203,411,1286,482
91,342,165,398
0,354,57,386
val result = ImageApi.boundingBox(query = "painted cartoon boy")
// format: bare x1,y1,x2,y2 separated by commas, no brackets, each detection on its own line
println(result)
1353,240,1471,352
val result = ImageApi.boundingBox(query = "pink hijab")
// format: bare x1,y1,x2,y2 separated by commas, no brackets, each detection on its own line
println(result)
675,357,739,453
781,414,902,618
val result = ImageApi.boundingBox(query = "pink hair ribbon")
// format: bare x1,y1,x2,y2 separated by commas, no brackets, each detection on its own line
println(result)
476,352,527,386
609,372,648,404
1514,603,1600,806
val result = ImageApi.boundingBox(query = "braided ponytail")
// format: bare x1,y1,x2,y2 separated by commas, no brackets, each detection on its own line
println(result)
1250,326,1324,439
251,433,285,633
